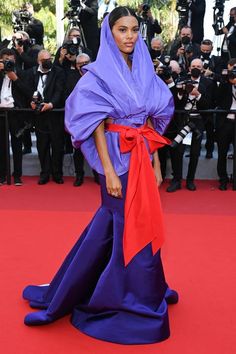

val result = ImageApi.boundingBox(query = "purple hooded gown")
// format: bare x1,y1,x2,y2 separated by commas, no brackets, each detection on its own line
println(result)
22,14,178,344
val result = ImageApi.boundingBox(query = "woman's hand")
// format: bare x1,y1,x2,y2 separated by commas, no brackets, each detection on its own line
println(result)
105,170,122,198
153,162,163,187
93,121,123,198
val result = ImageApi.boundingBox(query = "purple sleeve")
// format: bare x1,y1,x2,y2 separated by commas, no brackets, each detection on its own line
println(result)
65,73,115,148
148,76,174,135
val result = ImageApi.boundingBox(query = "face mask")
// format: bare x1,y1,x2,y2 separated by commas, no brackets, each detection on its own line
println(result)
191,68,201,78
181,36,191,45
200,52,210,60
229,16,235,24
41,60,53,70
150,49,162,59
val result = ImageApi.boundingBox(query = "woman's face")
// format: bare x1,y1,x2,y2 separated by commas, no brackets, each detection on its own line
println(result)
111,16,139,57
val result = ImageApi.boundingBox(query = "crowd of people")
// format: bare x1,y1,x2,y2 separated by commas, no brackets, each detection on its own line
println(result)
0,1,235,191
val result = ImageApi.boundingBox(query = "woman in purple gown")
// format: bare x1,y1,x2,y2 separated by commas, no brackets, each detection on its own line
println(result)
23,6,178,344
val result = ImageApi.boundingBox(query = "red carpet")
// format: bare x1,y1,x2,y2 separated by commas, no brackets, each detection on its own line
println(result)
0,177,236,354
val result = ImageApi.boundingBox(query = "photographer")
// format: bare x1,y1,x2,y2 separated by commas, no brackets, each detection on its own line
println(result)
11,31,39,70
199,39,224,78
214,7,236,64
137,3,162,49
176,0,206,44
26,50,65,185
54,27,92,71
189,0,206,44
11,30,41,155
0,48,31,186
78,0,100,59
167,58,214,191
170,26,200,74
64,53,91,186
13,3,44,46
216,58,236,191
156,60,187,190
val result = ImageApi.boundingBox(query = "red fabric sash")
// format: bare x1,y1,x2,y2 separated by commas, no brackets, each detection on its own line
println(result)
105,123,171,266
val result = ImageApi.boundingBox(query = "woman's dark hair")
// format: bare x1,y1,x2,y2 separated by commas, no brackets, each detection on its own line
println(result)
109,6,138,30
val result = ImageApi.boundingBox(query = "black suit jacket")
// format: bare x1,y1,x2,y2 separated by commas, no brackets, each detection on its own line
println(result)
26,18,44,46
25,65,65,108
190,0,206,44
217,22,236,60
79,0,100,59
225,22,236,59
216,81,235,129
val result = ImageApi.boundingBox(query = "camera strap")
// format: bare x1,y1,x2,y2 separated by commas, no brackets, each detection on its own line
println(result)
186,97,197,110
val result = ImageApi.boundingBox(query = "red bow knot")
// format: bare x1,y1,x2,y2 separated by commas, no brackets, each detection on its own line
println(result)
105,123,170,266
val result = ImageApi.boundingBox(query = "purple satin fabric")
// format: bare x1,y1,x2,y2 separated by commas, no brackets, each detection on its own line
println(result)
23,173,178,344
65,15,174,176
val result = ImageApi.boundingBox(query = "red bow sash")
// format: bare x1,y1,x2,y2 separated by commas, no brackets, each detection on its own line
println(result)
105,123,171,266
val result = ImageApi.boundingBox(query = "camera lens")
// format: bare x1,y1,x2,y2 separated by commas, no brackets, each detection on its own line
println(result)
4,60,15,72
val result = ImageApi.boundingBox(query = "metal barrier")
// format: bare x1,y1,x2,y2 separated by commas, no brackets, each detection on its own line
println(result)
0,108,235,189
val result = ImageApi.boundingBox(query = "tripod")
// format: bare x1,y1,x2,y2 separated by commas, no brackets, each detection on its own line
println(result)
62,7,87,48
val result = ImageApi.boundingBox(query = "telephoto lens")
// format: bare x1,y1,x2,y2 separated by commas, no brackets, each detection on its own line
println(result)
170,121,196,148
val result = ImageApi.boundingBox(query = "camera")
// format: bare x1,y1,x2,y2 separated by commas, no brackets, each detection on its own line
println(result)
32,91,43,112
176,78,198,94
220,67,236,82
63,38,80,56
212,0,229,33
14,38,24,47
214,0,226,11
69,0,81,8
201,58,210,70
12,9,32,32
141,3,150,20
156,56,173,81
176,0,191,27
2,60,15,72
176,0,191,12
184,43,194,54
